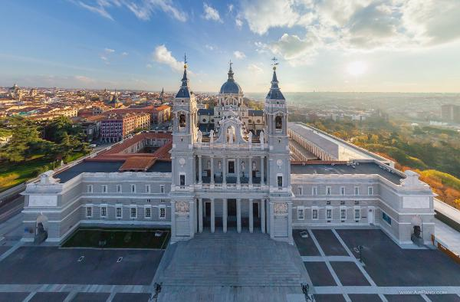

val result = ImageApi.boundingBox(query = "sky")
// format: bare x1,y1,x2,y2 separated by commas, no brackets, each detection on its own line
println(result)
1,0,460,93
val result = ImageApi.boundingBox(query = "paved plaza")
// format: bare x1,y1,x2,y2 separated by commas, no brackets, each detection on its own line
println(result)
0,225,460,301
295,228,460,302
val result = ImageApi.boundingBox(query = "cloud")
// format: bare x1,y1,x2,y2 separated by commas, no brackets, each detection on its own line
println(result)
240,0,460,56
205,44,215,51
146,64,153,68
239,0,299,35
74,75,95,83
203,3,222,22
233,51,246,59
257,33,318,65
248,63,263,74
75,0,187,22
152,44,183,73
235,17,243,28
121,52,128,56
228,4,234,13
104,48,115,53
100,55,108,61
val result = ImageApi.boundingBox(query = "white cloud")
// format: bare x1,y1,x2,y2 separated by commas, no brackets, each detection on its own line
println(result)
121,52,128,56
205,44,215,51
74,75,95,83
233,51,246,59
100,55,108,61
235,17,243,28
247,63,263,74
153,44,183,73
75,0,187,22
240,0,299,35
146,64,153,68
203,3,222,22
241,0,460,57
257,33,318,65
228,4,234,13
104,48,115,53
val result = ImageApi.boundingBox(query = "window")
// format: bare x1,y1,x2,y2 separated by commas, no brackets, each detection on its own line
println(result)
312,186,318,196
228,160,235,174
297,207,305,220
102,185,108,193
382,212,392,225
297,187,303,196
275,116,283,130
354,207,361,221
326,207,332,220
340,207,347,221
131,184,136,193
159,206,166,219
100,206,107,218
312,207,319,220
354,186,360,195
368,186,374,195
340,186,345,195
130,206,137,219
277,176,283,188
145,206,152,219
180,174,186,186
116,206,122,219
86,206,93,218
145,185,151,193
116,184,122,193
87,185,93,193
179,114,186,128
326,186,332,196
160,185,165,194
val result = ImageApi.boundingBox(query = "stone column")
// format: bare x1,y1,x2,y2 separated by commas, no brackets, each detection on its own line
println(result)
198,198,203,233
198,155,202,184
269,201,275,239
237,198,241,233
249,156,253,186
223,199,228,233
210,156,214,185
171,200,176,240
223,156,227,185
261,199,266,233
236,157,240,185
189,200,195,238
288,202,293,243
211,198,215,233
260,156,265,185
249,199,253,233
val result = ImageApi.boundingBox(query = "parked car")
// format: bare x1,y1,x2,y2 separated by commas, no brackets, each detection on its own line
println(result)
299,231,309,238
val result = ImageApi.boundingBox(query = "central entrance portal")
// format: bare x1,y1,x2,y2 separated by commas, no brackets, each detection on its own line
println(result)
227,199,237,229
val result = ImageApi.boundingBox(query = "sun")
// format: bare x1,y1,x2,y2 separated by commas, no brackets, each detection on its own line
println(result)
347,61,368,76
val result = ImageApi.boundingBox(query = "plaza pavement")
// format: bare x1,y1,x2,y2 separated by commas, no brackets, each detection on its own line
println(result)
1,209,460,302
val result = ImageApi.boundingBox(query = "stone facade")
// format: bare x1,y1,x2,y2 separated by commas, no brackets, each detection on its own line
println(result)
21,62,435,247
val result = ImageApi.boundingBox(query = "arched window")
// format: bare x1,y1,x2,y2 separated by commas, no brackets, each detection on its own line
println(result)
179,114,186,128
275,116,283,130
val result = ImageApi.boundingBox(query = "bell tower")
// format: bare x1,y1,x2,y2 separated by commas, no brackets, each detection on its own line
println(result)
264,58,293,243
170,55,197,243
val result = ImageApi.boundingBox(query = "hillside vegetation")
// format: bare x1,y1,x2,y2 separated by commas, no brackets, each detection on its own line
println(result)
305,116,460,209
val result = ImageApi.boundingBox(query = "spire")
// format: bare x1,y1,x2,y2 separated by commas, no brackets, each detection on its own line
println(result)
227,60,234,81
267,57,285,100
176,53,191,98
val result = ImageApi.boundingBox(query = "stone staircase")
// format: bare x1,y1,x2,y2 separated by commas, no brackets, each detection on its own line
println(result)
157,231,307,287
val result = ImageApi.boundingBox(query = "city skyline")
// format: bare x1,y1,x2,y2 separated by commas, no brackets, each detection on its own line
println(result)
1,0,460,93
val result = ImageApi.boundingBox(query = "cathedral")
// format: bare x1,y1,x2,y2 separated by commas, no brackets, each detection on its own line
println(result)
21,59,435,247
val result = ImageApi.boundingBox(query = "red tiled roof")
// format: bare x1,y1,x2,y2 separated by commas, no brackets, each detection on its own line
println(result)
119,156,157,171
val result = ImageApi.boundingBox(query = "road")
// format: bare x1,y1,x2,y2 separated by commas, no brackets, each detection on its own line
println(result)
0,196,24,224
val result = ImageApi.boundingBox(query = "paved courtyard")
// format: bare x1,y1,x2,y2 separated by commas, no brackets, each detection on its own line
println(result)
294,228,460,302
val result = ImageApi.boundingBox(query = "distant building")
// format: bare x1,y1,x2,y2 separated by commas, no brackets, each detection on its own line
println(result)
441,104,460,123
100,112,151,142
153,105,171,124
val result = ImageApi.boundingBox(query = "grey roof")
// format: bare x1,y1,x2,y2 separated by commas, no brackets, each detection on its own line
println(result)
55,160,172,183
248,109,263,116
266,70,285,100
291,162,404,184
176,68,191,98
55,161,123,183
220,65,242,94
198,108,214,115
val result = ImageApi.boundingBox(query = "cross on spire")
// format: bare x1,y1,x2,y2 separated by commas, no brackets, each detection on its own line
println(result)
184,53,187,68
271,57,279,70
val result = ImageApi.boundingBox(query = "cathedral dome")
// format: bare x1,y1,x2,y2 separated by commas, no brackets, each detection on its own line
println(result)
219,63,242,95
